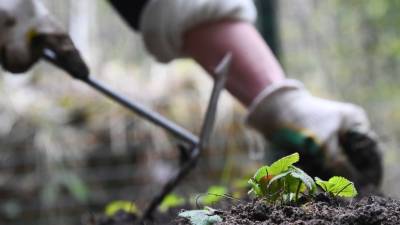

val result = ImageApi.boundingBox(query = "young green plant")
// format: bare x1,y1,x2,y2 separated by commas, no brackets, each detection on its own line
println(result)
248,153,316,203
315,176,358,197
248,152,359,203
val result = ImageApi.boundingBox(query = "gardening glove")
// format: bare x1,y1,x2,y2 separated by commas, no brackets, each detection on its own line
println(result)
0,0,88,78
139,0,256,62
246,79,383,190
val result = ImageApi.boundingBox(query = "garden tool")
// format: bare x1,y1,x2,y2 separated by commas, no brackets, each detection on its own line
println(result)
42,48,231,222
42,49,199,147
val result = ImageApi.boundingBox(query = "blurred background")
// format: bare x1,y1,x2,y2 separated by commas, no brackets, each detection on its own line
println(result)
0,0,400,224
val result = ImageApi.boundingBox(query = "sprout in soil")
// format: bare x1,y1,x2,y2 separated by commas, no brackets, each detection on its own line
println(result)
248,152,358,203
315,176,357,198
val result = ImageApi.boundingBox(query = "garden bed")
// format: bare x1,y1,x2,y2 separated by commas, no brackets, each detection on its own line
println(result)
93,152,396,225
94,195,400,225
200,195,400,225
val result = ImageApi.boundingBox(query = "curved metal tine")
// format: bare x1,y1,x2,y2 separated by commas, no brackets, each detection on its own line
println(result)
198,53,232,151
139,53,232,223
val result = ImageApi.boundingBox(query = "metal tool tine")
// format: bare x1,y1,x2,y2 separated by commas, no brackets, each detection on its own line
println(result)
140,53,232,222
198,53,232,151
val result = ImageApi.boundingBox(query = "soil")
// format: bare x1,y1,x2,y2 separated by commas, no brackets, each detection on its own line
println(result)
92,195,400,225
90,204,190,225
213,195,400,225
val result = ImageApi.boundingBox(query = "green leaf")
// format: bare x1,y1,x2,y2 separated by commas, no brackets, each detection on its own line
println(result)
247,152,324,203
248,153,303,200
178,209,222,225
159,194,186,212
265,170,292,201
289,166,316,193
248,178,263,197
315,177,328,192
267,170,291,189
253,165,270,182
105,200,139,216
268,153,300,175
315,176,358,198
285,173,307,193
249,166,270,197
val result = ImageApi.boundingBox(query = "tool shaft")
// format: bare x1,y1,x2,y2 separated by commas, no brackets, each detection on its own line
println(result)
84,77,199,146
43,52,198,146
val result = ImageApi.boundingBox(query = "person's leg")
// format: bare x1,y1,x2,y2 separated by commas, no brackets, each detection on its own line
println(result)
183,20,285,106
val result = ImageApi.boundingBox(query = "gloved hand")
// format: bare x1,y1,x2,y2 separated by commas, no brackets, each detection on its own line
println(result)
0,0,88,78
246,79,382,190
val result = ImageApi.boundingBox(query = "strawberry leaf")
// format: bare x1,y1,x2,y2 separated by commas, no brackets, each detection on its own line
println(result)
268,153,300,175
289,166,316,193
315,176,358,197
254,166,270,182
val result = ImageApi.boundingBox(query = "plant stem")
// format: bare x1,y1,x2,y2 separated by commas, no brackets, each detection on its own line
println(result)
295,180,302,202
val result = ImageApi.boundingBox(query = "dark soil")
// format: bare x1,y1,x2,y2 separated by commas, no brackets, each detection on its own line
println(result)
213,195,400,225
91,204,190,225
93,195,400,225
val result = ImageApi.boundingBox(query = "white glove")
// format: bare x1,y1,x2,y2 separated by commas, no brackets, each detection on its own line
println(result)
246,79,382,189
139,0,257,62
0,0,87,77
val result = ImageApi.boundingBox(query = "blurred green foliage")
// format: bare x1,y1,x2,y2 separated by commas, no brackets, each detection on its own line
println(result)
279,0,400,158
105,200,139,216
200,186,228,206
41,171,89,205
159,193,186,212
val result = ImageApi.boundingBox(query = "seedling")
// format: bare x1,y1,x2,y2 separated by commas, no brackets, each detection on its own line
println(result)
315,176,358,197
180,153,358,225
248,152,358,203
248,153,316,203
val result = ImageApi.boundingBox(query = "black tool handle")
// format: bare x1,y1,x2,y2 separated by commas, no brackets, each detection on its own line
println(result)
42,49,89,80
